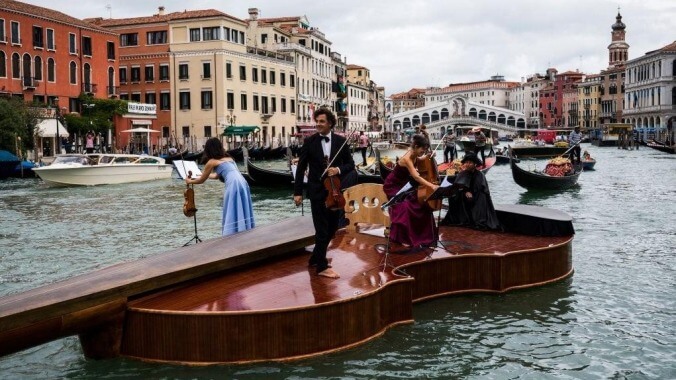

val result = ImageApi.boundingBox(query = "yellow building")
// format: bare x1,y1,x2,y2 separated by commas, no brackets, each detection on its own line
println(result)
577,74,602,130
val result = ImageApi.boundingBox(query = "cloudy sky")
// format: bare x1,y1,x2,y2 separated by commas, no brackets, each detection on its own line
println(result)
24,0,676,95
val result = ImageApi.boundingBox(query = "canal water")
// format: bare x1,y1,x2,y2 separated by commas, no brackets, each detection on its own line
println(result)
0,145,674,379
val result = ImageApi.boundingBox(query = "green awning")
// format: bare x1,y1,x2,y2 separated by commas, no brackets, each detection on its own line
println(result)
222,126,260,136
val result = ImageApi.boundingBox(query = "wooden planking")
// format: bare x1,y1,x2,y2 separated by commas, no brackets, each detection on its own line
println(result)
120,224,573,363
0,216,315,357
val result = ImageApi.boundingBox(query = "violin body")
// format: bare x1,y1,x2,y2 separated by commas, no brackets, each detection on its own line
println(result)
416,155,442,210
183,170,198,217
324,175,346,211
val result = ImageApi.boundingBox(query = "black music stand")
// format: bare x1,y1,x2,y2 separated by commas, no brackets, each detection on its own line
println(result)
372,188,416,275
426,179,468,251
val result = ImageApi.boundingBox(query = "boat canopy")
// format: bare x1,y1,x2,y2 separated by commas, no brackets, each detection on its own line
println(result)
222,126,260,136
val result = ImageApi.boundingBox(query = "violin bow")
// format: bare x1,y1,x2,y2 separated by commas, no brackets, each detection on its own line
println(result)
321,127,360,178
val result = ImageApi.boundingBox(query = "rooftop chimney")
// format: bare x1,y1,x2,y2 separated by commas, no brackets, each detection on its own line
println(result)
248,8,259,20
158,6,165,16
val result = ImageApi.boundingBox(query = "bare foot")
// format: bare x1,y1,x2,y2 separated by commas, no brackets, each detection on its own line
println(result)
317,268,340,278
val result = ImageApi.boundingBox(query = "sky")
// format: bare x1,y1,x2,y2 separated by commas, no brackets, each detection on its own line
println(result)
23,0,676,95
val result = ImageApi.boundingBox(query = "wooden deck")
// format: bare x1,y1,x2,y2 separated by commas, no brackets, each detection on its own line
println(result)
121,223,573,364
0,216,315,358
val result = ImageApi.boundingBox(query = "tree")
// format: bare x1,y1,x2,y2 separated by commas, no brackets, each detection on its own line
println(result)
0,97,41,153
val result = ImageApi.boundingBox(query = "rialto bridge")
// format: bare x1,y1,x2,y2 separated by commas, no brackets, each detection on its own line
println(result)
389,95,528,136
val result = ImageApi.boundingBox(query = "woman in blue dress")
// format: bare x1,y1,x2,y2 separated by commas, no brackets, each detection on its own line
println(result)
186,138,255,236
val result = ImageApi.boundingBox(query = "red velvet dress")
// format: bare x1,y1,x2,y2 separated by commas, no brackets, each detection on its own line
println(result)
383,164,437,247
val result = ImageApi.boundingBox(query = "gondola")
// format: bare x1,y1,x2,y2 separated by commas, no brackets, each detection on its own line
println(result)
509,149,582,190
183,150,204,162
160,149,189,165
245,158,294,187
245,158,382,188
227,147,244,162
646,140,675,154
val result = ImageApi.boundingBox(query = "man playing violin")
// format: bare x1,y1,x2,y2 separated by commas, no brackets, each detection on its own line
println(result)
293,108,355,279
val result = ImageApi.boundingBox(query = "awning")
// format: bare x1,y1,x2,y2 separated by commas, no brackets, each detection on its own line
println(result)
121,127,159,133
132,119,153,125
222,126,260,136
35,118,69,137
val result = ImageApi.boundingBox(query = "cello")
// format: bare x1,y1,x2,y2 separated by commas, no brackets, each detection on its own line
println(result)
183,170,198,217
415,152,443,211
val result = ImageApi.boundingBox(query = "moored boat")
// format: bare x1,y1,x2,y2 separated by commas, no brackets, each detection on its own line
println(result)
646,141,675,154
32,153,173,186
0,150,20,179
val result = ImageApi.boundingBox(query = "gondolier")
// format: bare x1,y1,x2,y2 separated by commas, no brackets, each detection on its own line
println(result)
568,126,583,163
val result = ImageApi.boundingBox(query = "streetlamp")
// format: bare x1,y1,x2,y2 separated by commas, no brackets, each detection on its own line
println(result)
53,98,60,155
226,109,237,147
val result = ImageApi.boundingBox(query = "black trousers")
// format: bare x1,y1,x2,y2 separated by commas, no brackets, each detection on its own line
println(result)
444,146,456,163
309,199,340,273
360,147,368,165
572,145,581,162
474,146,486,165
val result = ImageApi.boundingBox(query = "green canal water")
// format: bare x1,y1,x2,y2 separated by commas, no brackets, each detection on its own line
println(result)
0,145,674,379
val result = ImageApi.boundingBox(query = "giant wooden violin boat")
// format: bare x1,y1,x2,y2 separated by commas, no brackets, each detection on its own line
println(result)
0,183,574,364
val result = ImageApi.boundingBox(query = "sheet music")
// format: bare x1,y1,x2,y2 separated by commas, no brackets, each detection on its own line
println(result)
395,182,413,195
439,176,453,188
173,160,202,179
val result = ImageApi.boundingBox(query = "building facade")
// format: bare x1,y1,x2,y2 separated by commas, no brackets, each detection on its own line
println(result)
0,1,117,110
577,74,602,130
623,40,676,142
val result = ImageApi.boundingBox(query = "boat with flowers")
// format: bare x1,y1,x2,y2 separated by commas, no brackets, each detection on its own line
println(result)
509,148,582,190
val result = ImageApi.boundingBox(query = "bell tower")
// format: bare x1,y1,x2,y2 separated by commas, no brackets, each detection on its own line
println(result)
607,9,629,68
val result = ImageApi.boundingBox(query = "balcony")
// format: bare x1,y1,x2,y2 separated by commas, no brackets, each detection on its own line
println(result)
22,76,37,90
83,83,97,95
107,86,120,98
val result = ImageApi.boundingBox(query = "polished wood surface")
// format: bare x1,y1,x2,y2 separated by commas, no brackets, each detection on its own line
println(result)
0,216,315,358
122,223,573,364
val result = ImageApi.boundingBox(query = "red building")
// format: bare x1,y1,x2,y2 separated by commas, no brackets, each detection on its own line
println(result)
0,0,118,112
539,69,584,127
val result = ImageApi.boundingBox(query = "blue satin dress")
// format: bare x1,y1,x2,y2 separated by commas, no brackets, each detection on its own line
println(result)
213,161,255,236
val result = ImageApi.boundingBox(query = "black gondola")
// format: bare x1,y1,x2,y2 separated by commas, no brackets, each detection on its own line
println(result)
183,150,204,162
227,147,244,162
646,141,675,154
245,158,294,187
161,149,189,165
509,149,582,190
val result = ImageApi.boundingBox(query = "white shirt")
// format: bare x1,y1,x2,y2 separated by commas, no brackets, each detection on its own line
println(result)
321,132,331,158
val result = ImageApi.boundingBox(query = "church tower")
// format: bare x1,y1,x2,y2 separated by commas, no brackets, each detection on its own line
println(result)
608,10,629,68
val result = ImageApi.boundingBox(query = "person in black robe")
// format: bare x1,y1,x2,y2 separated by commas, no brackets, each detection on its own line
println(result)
440,152,500,230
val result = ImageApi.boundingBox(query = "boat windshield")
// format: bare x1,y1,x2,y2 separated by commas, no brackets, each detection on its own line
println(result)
52,155,94,165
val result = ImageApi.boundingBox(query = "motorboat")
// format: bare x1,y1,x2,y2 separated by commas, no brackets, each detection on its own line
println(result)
33,153,173,186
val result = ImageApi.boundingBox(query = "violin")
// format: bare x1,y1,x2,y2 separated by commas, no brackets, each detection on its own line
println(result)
183,170,198,217
324,175,346,211
415,154,442,210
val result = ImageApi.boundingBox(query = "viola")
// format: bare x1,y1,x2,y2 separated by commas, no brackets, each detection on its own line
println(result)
183,170,198,217
324,175,346,211
415,154,442,210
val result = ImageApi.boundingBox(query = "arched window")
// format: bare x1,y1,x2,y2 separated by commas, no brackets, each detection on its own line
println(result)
34,56,42,80
47,58,55,82
421,113,430,124
0,51,6,77
430,110,439,122
69,61,77,84
440,108,449,119
22,53,32,85
83,63,91,92
108,67,115,96
12,53,20,79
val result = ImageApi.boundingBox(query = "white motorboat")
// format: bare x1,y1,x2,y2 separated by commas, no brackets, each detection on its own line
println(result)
33,154,173,186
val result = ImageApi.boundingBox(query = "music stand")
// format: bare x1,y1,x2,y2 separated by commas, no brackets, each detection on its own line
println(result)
426,178,467,251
